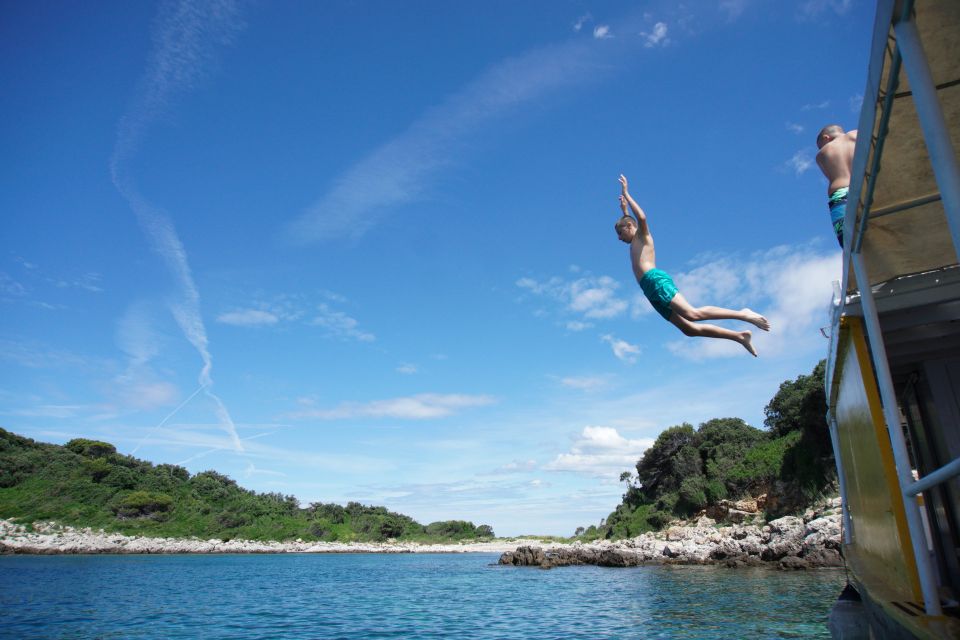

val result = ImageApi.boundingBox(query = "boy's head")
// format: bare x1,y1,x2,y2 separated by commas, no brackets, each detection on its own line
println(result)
816,124,844,149
615,215,637,243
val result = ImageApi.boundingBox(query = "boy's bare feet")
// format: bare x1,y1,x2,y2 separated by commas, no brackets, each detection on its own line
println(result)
740,330,758,357
742,309,770,331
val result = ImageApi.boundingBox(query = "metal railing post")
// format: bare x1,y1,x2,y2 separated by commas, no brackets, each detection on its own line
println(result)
851,252,942,615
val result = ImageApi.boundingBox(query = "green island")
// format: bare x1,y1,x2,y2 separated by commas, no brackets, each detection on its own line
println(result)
0,361,832,544
576,359,834,541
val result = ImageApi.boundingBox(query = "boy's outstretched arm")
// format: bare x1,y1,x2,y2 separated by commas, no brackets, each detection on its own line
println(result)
619,174,649,232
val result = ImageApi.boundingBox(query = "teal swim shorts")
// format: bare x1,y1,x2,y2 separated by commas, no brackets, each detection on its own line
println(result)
828,186,848,248
639,268,679,321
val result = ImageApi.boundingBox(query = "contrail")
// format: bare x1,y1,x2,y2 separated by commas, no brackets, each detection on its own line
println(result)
176,430,277,467
110,0,246,451
131,382,207,455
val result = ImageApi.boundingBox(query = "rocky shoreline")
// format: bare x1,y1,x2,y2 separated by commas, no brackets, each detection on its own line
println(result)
500,499,843,570
1,498,843,568
0,519,528,555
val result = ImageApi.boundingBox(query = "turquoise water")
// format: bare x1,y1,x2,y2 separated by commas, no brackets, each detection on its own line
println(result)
0,554,844,639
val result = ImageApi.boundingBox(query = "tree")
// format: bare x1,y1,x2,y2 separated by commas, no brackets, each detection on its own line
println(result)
66,439,116,458
764,360,827,439
636,424,696,496
764,360,835,506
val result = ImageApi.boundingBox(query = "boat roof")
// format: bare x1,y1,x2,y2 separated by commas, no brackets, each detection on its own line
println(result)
843,0,960,295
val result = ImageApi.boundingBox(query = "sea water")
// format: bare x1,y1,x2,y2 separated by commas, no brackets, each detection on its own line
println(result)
0,553,844,639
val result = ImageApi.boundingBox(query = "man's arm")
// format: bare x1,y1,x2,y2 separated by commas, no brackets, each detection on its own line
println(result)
619,174,649,232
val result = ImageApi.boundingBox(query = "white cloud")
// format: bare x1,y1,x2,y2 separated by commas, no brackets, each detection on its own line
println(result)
545,426,654,477
570,276,628,318
559,375,609,391
719,0,750,21
517,272,629,322
641,22,668,48
786,122,805,134
284,26,617,243
565,320,593,331
310,304,375,342
593,25,612,39
117,381,180,410
243,462,287,479
0,273,26,297
801,100,830,111
0,339,102,370
52,272,103,293
487,459,538,475
799,0,853,18
601,334,641,363
287,393,496,420
786,149,813,176
573,14,591,32
396,363,418,375
112,302,181,411
4,404,93,419
849,93,863,113
215,293,371,341
666,243,841,360
217,309,280,327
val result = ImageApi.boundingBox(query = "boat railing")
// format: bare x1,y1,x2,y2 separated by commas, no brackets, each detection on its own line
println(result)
828,0,960,618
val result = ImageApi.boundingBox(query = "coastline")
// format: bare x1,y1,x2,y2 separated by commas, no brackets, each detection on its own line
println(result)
0,519,528,555
1,499,843,568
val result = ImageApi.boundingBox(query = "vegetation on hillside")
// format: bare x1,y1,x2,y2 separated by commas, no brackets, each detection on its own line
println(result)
575,361,834,540
0,431,494,543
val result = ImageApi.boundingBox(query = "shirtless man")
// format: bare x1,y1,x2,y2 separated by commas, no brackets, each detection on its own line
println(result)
615,174,770,357
815,124,857,247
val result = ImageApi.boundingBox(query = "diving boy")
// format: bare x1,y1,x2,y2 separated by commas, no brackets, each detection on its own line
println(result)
815,124,857,247
615,174,770,357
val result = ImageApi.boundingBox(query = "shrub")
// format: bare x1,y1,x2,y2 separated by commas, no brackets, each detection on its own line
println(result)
112,491,173,519
310,503,346,524
83,458,113,483
646,510,673,529
216,510,251,529
104,466,138,489
678,476,708,513
156,464,190,482
66,439,116,458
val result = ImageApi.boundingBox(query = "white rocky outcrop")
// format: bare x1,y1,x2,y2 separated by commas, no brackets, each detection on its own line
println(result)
0,520,532,555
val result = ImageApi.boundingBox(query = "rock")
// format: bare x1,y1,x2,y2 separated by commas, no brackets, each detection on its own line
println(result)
709,538,743,561
695,515,716,528
499,547,541,566
666,527,686,542
779,556,808,570
726,509,750,524
598,549,641,567
802,548,843,567
762,516,806,560
705,504,728,520
733,498,759,514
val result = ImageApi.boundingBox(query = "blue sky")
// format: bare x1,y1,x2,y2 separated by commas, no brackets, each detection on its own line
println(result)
1,0,871,536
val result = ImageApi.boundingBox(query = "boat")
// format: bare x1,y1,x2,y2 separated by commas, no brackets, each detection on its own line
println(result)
825,0,960,637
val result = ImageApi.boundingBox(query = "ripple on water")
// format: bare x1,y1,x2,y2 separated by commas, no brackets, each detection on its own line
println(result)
0,554,844,639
